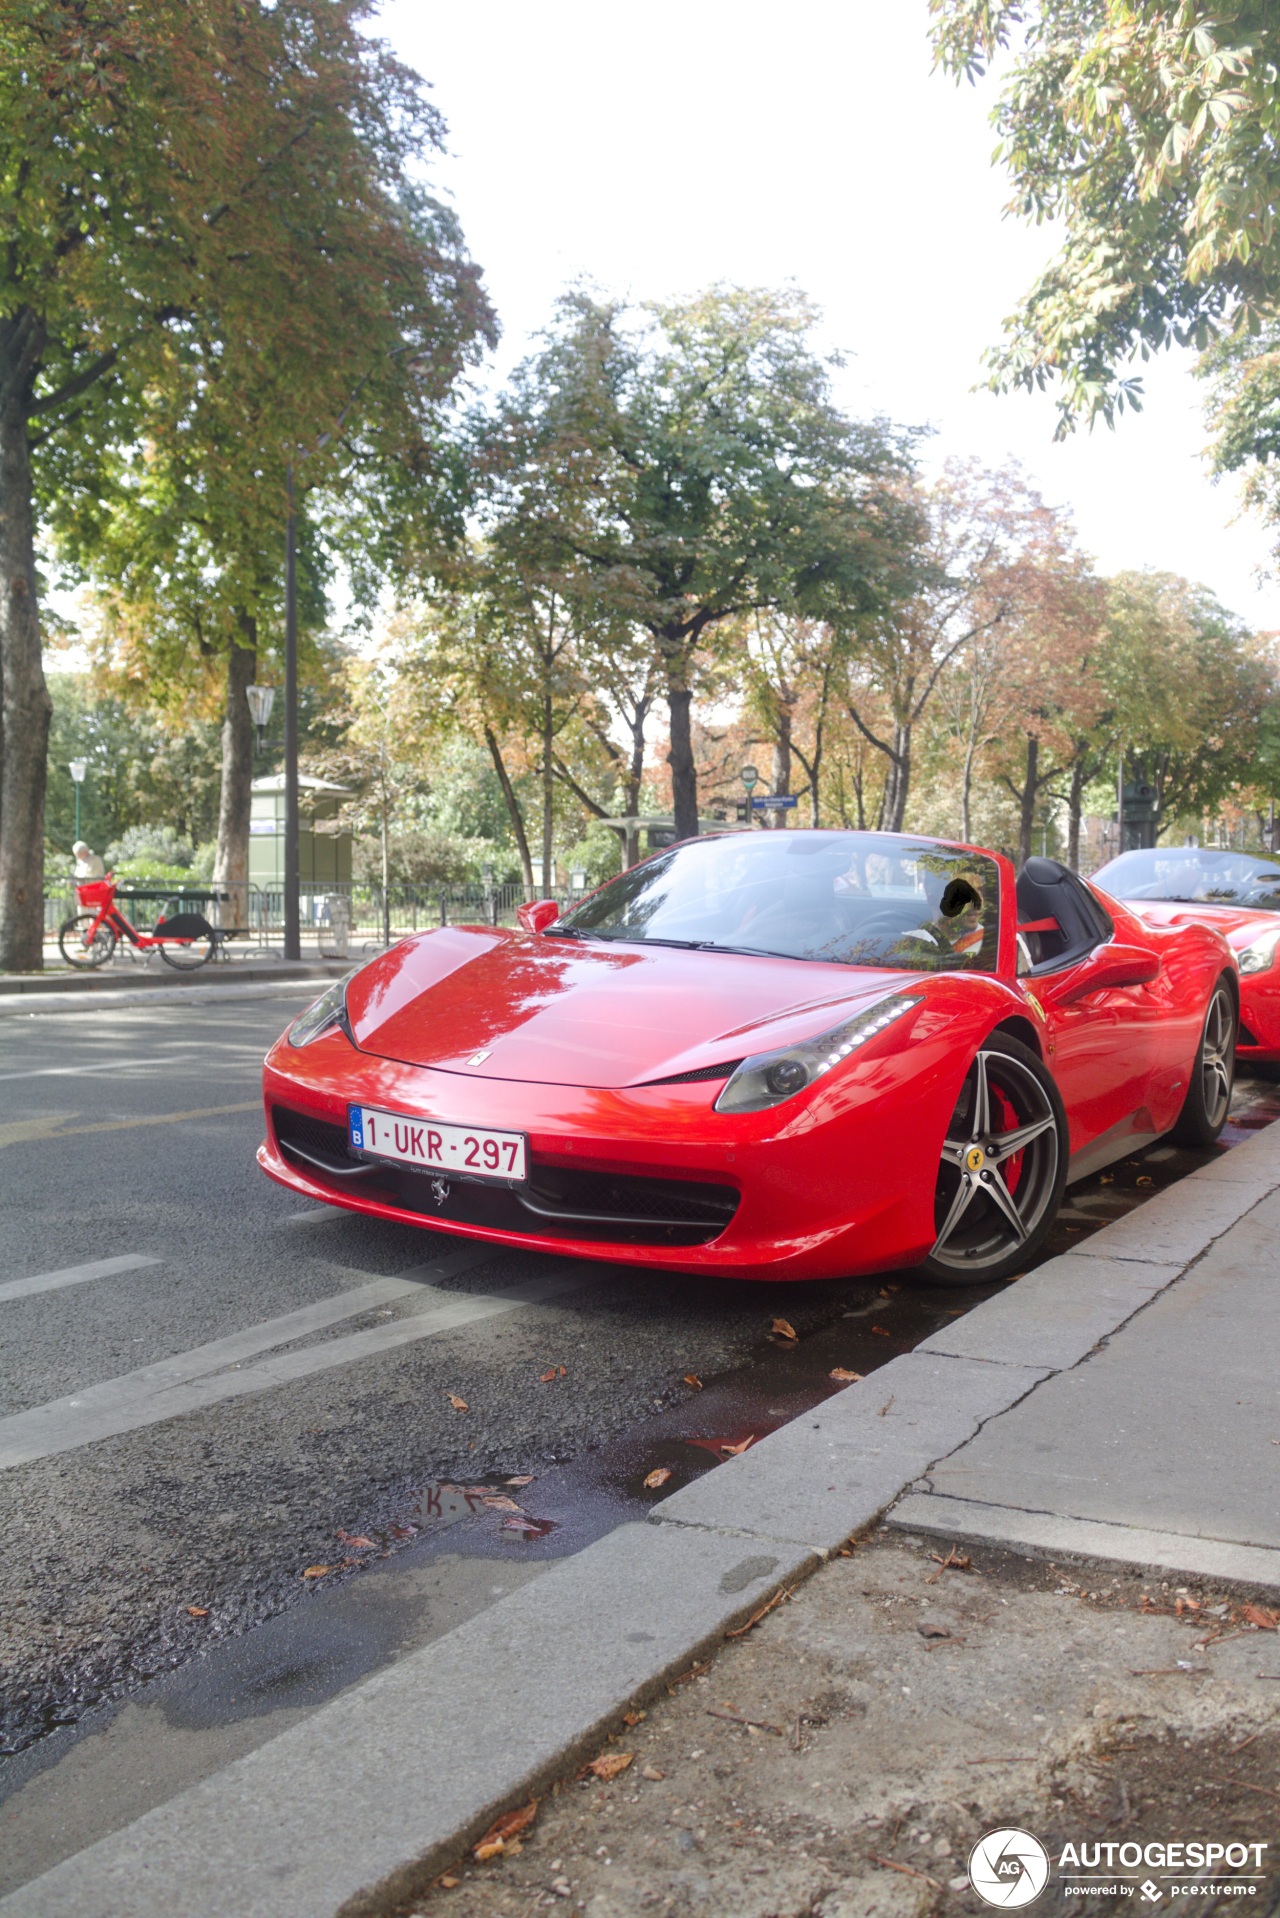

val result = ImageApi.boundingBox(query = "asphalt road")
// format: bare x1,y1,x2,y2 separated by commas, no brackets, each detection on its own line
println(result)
0,990,995,1760
3,988,1277,1897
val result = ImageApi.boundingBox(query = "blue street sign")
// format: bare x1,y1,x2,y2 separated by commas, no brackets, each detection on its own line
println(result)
751,794,798,809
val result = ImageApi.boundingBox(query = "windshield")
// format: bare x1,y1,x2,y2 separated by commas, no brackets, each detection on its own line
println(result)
555,831,1002,972
1093,848,1280,911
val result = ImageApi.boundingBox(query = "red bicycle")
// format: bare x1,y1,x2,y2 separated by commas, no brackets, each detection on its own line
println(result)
58,875,219,971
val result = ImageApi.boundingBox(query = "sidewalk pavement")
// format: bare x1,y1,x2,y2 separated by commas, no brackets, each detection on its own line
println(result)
0,960,346,1014
3,1123,1278,1917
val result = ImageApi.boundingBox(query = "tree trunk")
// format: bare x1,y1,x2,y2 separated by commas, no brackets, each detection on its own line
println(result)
1067,755,1087,872
0,374,52,971
880,721,912,833
770,703,792,827
213,617,256,931
623,696,650,869
541,683,554,892
960,728,979,843
485,723,535,895
665,657,698,841
1018,735,1038,867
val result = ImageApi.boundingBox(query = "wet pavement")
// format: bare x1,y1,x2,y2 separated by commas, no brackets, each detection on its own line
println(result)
2,1004,1278,1895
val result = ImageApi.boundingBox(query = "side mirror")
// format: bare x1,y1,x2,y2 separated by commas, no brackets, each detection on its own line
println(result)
1051,942,1160,1006
518,899,561,935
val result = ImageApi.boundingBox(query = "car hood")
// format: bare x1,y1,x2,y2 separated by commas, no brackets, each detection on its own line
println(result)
1120,898,1277,949
345,926,921,1087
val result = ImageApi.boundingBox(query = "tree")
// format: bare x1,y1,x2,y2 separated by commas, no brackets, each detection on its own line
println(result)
477,288,921,839
1,0,491,967
1094,571,1270,833
929,2,1280,435
843,461,1068,832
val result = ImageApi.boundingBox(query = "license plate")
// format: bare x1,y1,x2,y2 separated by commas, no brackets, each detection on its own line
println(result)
348,1105,526,1182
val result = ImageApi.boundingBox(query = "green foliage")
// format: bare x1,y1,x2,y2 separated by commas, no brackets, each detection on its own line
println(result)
45,674,223,856
929,2,1280,434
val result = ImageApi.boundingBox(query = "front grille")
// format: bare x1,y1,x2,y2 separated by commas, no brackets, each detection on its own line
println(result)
524,1165,738,1228
271,1105,738,1246
273,1106,352,1169
644,1059,743,1086
1239,1021,1261,1048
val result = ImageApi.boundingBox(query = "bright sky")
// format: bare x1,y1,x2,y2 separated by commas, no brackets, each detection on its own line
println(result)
378,0,1280,631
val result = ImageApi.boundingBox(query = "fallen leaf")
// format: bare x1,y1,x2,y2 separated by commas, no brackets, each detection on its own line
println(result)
506,1475,535,1486
641,1763,665,1781
387,1523,416,1539
335,1530,375,1549
623,1710,646,1726
1136,1174,1154,1187
501,1514,556,1537
770,1317,798,1341
870,1324,891,1337
186,1605,208,1617
473,1800,538,1861
539,1368,558,1383
483,1495,524,1512
643,1467,672,1489
302,1565,332,1579
588,1752,633,1782
917,1621,951,1639
829,1367,863,1382
439,1875,461,1889
1242,1603,1279,1631
721,1435,756,1456
682,1373,703,1389
558,1366,567,1376
447,1394,469,1412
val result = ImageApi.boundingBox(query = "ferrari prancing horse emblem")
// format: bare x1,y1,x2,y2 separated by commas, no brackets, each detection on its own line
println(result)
965,1145,986,1172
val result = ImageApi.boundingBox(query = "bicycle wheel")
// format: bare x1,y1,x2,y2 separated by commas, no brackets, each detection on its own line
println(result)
158,931,215,970
58,913,117,969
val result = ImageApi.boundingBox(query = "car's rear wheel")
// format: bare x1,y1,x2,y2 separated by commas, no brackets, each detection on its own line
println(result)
1170,979,1236,1146
914,1033,1067,1287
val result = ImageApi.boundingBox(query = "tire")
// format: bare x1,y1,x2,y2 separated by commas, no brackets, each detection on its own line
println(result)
58,912,117,970
158,931,215,970
913,1032,1068,1287
1170,978,1236,1146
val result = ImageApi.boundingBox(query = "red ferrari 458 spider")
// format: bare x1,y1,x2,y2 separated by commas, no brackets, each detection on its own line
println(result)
1092,845,1280,1069
259,831,1237,1286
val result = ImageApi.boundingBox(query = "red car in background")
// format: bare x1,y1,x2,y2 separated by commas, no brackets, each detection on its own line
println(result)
1092,847,1280,1068
259,832,1237,1287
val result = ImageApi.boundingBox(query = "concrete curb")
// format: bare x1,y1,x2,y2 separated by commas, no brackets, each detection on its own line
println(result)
0,960,344,996
5,1121,1280,1917
888,1493,1280,1594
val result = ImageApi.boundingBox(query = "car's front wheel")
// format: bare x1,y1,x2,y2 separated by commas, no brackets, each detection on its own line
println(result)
915,1033,1067,1287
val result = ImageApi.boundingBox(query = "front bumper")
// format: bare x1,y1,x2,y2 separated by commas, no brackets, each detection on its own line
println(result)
1238,969,1280,1059
259,1028,940,1283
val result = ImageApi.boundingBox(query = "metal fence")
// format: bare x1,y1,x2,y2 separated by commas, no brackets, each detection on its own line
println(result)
44,878,582,957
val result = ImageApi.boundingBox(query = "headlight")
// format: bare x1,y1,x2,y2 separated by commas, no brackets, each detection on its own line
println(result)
1238,929,1280,975
288,972,356,1047
714,992,923,1114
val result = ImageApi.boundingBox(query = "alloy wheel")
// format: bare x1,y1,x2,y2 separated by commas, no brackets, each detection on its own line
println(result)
931,1048,1061,1274
1199,987,1235,1133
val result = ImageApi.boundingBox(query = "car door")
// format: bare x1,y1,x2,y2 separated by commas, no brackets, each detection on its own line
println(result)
1016,868,1165,1174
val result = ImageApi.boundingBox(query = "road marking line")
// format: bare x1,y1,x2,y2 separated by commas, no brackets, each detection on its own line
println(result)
0,1056,200,1083
0,1255,162,1304
0,1102,259,1149
0,1251,597,1470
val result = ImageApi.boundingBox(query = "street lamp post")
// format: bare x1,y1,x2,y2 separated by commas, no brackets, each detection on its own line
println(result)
283,466,301,961
68,760,87,843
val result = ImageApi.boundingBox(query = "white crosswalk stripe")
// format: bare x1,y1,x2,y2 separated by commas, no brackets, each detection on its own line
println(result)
0,1248,598,1470
0,1255,162,1304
